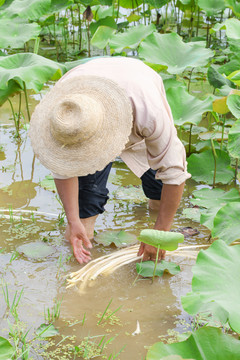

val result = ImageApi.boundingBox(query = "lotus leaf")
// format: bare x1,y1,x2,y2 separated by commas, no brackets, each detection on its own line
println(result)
187,149,235,185
0,337,14,360
139,32,214,74
91,26,116,49
225,0,240,17
109,24,155,53
136,260,180,278
17,242,55,259
90,16,117,35
211,18,240,40
218,59,240,76
0,19,41,49
228,119,240,159
147,326,240,360
227,94,240,118
207,65,234,89
227,70,240,86
119,0,143,9
198,0,226,16
146,0,169,8
190,188,240,209
182,240,240,333
211,202,240,244
138,229,184,251
40,175,57,192
95,230,137,247
36,324,59,337
1,0,51,20
0,79,22,106
0,53,66,93
182,208,201,223
49,0,74,13
113,185,147,204
166,86,213,126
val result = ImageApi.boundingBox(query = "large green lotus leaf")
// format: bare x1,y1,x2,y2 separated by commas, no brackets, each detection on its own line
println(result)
198,0,226,16
91,26,116,49
0,337,14,360
218,59,240,76
0,19,41,49
139,32,214,74
118,0,143,9
95,230,137,247
166,86,213,126
147,326,240,360
190,188,240,209
228,119,240,159
136,260,180,278
187,149,235,185
211,203,240,244
90,16,117,35
211,18,240,40
182,207,201,223
1,0,51,20
227,94,240,118
0,53,66,92
0,79,22,106
138,229,184,250
227,70,240,86
145,0,169,8
109,24,155,53
182,240,240,333
207,65,234,89
49,0,74,13
225,0,240,16
17,242,55,259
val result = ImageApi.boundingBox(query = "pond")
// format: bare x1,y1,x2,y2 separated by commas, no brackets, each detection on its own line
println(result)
0,102,211,359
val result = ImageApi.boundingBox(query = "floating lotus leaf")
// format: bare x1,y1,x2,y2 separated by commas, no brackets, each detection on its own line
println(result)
182,240,240,333
182,208,201,223
17,242,55,259
139,32,214,74
1,0,51,20
138,229,184,251
228,119,240,159
166,86,213,126
187,149,235,185
36,324,59,338
109,24,155,53
0,19,41,49
113,185,147,204
212,202,240,244
147,326,240,360
0,53,66,93
95,230,137,248
91,26,116,49
136,260,180,278
40,175,57,192
0,337,14,360
211,18,240,40
190,188,240,209
227,94,240,119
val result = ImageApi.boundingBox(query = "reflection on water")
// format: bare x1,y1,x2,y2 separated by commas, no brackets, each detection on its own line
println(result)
0,125,210,359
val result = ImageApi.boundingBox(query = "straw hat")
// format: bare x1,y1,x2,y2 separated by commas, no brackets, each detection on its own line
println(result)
29,75,133,177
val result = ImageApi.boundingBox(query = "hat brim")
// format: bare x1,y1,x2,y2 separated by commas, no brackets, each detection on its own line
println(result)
29,75,133,177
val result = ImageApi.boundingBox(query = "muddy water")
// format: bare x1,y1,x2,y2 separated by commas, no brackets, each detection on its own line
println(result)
0,117,210,359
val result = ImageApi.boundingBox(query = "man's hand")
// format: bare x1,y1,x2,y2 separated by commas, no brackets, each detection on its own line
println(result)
137,242,166,262
65,219,92,264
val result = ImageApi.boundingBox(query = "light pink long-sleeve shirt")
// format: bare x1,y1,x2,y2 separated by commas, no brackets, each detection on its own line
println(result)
53,57,191,185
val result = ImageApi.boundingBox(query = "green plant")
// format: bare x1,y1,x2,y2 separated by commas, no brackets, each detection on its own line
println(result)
44,299,62,324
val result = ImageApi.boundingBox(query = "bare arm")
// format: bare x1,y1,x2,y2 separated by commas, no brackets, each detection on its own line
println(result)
138,182,185,261
54,177,92,263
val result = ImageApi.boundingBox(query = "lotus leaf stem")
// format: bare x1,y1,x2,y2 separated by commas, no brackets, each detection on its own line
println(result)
23,82,30,122
152,245,160,283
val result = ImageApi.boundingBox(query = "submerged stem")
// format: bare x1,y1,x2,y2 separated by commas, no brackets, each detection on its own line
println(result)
152,245,160,283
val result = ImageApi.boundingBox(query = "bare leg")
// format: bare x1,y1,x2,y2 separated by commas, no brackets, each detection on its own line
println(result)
148,199,161,211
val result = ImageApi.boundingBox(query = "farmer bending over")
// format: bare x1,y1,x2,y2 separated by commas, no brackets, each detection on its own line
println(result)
29,57,191,264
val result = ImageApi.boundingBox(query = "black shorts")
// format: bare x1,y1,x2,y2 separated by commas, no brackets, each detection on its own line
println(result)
78,163,163,218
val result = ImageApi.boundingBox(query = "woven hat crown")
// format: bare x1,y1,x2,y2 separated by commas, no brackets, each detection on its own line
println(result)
51,94,103,146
